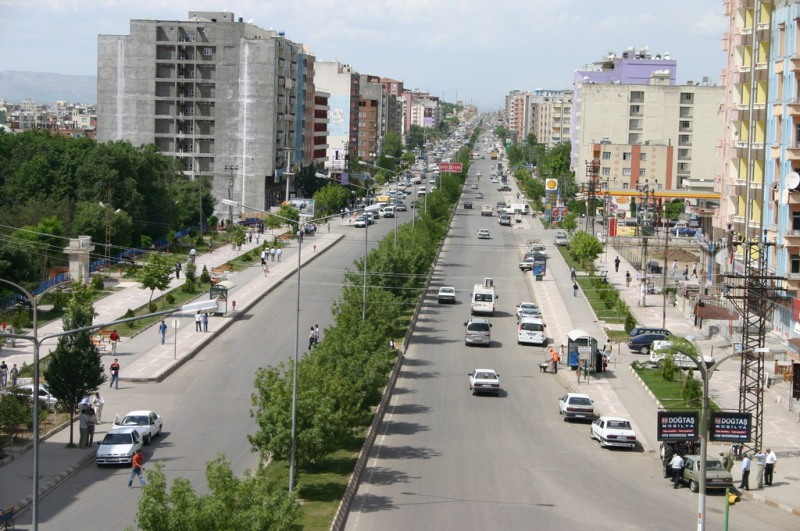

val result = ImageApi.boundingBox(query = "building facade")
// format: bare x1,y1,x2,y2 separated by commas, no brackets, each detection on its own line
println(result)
97,11,314,213
315,61,360,172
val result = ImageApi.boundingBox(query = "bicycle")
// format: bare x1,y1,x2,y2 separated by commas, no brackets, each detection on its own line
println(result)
0,507,15,530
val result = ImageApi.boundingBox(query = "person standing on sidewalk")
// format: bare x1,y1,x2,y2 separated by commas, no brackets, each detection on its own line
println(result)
765,448,777,485
550,347,559,374
128,449,146,488
195,311,202,332
78,408,89,449
110,359,120,389
671,260,677,277
614,256,620,273
277,248,282,262
174,262,181,279
110,329,120,354
754,448,766,488
625,271,631,287
739,453,751,490
572,281,579,297
92,392,105,423
202,311,209,332
159,320,168,344
683,265,689,281
570,267,577,281
669,453,685,489
0,361,7,387
87,408,98,446
10,363,19,387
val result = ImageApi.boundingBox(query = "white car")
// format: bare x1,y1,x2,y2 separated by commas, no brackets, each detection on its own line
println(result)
518,317,546,346
516,302,539,319
437,286,456,304
96,427,143,466
468,369,501,396
113,410,163,445
590,416,637,449
354,216,367,228
470,184,479,190
15,383,60,409
558,393,594,421
477,229,491,239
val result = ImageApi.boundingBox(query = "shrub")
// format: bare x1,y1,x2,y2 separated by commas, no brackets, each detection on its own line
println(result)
165,294,176,305
89,274,104,291
186,263,197,283
200,265,211,284
124,308,137,328
148,302,158,314
682,370,702,406
661,354,676,381
624,312,637,333
182,279,196,293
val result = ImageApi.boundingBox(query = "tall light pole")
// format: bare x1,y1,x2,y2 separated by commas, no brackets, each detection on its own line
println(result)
0,279,216,531
221,199,304,492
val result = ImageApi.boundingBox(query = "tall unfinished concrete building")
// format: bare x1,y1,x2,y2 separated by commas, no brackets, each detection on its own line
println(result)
97,11,316,213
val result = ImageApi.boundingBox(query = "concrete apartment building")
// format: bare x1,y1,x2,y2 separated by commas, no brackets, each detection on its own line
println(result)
533,90,572,147
407,91,440,129
380,78,406,141
97,11,316,213
357,74,386,162
315,61,360,172
504,90,531,143
574,78,723,193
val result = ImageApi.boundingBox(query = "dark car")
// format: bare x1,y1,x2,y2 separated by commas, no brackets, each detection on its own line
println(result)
647,261,663,274
463,201,473,209
629,326,671,337
627,333,670,354
671,227,697,237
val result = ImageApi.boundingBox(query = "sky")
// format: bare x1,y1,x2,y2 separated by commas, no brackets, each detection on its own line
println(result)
0,0,728,110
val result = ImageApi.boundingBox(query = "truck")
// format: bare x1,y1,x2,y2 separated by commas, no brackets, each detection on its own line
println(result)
471,278,497,315
490,150,498,160
509,203,530,216
481,204,494,216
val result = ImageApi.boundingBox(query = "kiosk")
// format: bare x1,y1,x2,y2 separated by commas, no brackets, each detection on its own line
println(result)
209,280,235,315
567,329,597,370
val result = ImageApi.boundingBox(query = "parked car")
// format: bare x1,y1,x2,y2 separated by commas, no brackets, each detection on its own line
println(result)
113,410,163,445
464,318,492,346
477,229,492,239
96,428,143,466
516,302,539,319
518,257,536,271
354,216,367,228
590,417,637,449
679,455,734,492
470,184,479,190
671,227,697,237
518,317,546,346
463,201,473,209
468,369,501,396
627,332,670,355
554,231,569,246
558,393,594,422
629,326,671,338
437,286,456,304
15,383,60,409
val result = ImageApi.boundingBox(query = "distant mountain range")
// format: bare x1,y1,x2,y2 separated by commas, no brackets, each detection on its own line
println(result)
0,71,97,105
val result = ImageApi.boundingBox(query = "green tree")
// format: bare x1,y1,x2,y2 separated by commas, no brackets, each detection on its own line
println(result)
294,164,327,199
0,390,32,443
664,199,685,221
313,184,350,218
137,252,173,303
560,212,578,234
231,225,246,249
136,456,299,531
569,231,604,270
382,131,404,158
682,370,703,407
43,283,105,446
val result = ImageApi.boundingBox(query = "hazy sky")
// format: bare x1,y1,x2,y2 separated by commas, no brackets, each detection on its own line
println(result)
1,0,728,110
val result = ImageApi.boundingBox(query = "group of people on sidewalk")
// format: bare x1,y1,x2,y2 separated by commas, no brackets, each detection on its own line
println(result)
0,360,20,387
77,392,105,449
737,448,778,490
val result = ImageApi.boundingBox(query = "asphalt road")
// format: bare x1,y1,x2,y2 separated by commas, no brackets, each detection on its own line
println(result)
19,206,403,530
345,144,798,530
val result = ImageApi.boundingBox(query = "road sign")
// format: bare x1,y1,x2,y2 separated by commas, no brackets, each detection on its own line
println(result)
709,412,752,442
438,162,462,173
657,411,699,441
525,163,533,169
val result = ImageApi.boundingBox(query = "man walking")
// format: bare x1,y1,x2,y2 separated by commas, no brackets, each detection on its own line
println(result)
570,267,577,281
128,449,146,488
754,448,766,488
765,448,777,485
174,262,181,279
195,311,202,332
739,453,751,490
625,271,631,287
109,358,120,389
573,281,579,297
308,326,316,350
671,260,677,277
159,320,168,345
110,329,120,354
691,263,698,278
78,408,89,449
92,392,105,423
683,266,689,281
9,363,19,387
669,453,685,489
614,255,620,273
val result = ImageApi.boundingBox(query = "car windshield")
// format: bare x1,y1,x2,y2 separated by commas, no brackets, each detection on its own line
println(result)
121,416,148,426
570,397,592,406
607,420,631,429
103,432,133,445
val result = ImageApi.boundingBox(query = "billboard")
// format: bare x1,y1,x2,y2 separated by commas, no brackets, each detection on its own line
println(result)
709,412,752,442
438,162,463,173
331,148,347,169
328,95,350,137
657,411,699,441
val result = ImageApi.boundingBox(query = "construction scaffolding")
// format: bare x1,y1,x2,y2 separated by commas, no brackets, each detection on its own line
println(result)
723,232,786,452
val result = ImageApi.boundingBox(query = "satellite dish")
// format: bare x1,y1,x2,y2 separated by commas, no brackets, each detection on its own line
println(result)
787,172,800,191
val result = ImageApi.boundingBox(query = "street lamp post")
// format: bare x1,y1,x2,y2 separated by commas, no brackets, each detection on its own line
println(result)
221,199,304,492
0,279,216,531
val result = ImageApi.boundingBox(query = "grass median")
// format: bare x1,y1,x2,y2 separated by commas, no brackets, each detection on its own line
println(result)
633,364,719,412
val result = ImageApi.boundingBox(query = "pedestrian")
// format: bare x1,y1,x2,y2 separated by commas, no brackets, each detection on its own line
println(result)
195,311,202,332
683,266,689,281
389,338,396,349
277,248,282,261
260,249,267,267
78,408,89,449
602,354,608,372
262,260,269,275
128,448,146,488
721,452,734,472
754,448,766,488
109,329,120,354
614,255,620,273
625,271,631,287
691,264,698,278
570,267,577,280
9,363,19,387
202,311,209,332
87,408,97,445
671,260,678,277
308,326,316,350
551,347,559,374
573,281,579,297
0,361,7,388
256,233,260,244
92,392,105,423
270,247,276,261
669,453,685,489
109,359,120,389
314,324,320,344
313,244,317,253
576,359,583,383
559,344,565,365
765,448,777,486
327,221,331,233
159,320,168,344
189,247,196,264
739,453,751,490
175,262,182,279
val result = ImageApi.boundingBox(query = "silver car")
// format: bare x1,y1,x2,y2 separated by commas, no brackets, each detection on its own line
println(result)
96,427,143,466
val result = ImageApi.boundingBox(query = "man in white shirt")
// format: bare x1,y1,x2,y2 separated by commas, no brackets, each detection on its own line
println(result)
765,448,777,486
669,453,685,489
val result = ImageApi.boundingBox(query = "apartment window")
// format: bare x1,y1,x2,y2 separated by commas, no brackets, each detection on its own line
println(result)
622,182,630,189
629,119,642,130
792,255,800,274
793,212,800,230
639,168,646,177
628,133,641,144
630,104,641,115
630,91,644,102
680,120,692,131
679,148,691,159
640,153,647,161
622,168,632,176
680,92,694,103
679,134,691,145
602,167,610,176
602,151,611,160
622,152,632,160
678,162,690,172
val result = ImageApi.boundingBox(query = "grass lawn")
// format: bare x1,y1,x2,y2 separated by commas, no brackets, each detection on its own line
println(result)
262,432,365,529
633,365,719,412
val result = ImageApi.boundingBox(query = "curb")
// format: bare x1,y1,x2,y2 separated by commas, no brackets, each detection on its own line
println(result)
13,450,96,514
741,489,800,517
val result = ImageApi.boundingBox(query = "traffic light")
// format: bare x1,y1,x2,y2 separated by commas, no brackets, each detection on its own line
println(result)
727,489,740,506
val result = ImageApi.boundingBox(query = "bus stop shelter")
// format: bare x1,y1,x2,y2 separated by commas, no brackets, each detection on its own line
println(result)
209,280,235,315
567,329,597,370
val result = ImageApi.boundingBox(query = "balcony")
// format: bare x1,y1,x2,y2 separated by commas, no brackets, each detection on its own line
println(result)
775,59,784,75
783,229,800,240
791,53,800,71
773,102,784,116
789,191,800,204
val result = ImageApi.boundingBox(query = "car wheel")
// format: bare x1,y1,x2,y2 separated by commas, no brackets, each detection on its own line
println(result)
689,480,699,493
144,434,151,445
640,346,649,355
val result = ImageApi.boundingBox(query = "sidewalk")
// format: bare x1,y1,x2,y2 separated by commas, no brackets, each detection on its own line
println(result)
563,242,800,517
0,224,348,514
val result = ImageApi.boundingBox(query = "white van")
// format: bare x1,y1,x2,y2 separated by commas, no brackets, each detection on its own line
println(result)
471,278,497,315
518,317,546,346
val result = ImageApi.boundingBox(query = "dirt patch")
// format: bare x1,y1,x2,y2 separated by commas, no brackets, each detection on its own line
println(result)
665,248,699,264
